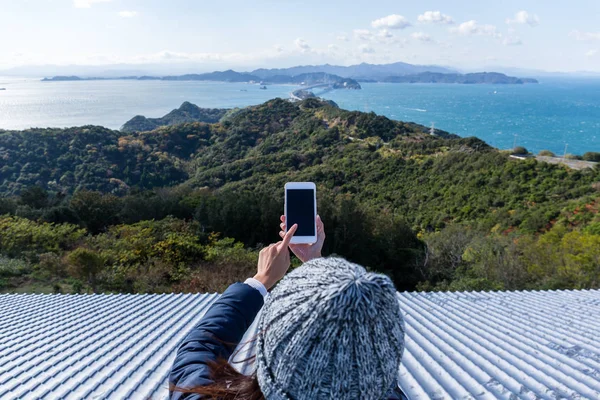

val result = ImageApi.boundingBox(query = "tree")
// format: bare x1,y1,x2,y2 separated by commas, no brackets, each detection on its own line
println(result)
583,152,600,162
538,150,555,157
67,248,104,293
70,190,120,233
512,146,529,156
19,186,49,209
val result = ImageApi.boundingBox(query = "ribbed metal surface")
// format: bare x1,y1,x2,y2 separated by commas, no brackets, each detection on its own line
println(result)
396,290,600,400
0,293,218,400
1,289,599,400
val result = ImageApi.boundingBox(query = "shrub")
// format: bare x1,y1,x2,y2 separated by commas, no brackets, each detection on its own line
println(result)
582,152,600,162
0,216,85,260
67,248,105,292
0,257,32,277
512,146,529,155
65,278,84,294
38,252,66,276
538,150,555,157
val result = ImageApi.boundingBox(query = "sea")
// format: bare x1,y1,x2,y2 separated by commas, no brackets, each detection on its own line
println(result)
1,76,599,156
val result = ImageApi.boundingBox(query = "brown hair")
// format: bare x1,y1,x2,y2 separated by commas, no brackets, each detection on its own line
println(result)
169,338,265,400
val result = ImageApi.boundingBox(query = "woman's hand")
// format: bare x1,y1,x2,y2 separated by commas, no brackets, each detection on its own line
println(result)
279,215,325,263
254,224,297,290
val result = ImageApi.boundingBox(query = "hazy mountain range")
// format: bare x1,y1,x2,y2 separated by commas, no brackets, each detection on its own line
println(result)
250,62,456,79
3,61,598,80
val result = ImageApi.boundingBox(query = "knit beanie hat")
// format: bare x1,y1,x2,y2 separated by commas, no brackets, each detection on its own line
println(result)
256,257,405,400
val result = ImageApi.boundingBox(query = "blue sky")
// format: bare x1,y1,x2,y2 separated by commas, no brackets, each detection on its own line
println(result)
1,0,600,72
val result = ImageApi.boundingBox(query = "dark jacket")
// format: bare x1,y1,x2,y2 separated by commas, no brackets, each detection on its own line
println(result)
169,282,408,400
170,283,264,400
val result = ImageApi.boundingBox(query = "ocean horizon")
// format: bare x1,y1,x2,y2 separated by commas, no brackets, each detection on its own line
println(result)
1,76,599,155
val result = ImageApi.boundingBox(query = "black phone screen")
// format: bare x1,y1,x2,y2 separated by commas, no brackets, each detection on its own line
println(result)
286,189,315,236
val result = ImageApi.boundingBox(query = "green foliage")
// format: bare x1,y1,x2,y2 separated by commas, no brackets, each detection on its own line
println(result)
19,186,49,209
583,152,600,162
512,146,529,155
67,248,105,292
0,256,32,277
521,225,600,288
0,216,85,260
65,278,84,294
538,150,555,157
1,98,600,293
70,190,120,233
38,252,66,276
0,125,192,195
565,154,583,160
121,102,227,133
204,235,257,267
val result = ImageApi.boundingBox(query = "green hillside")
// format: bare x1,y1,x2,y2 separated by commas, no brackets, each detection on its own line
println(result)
1,98,599,294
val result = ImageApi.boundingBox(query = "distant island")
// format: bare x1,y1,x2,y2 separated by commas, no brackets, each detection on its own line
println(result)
42,70,362,89
383,72,538,84
41,64,536,86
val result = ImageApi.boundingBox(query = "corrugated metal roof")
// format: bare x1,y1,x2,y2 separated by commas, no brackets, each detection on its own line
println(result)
1,289,599,400
0,293,219,400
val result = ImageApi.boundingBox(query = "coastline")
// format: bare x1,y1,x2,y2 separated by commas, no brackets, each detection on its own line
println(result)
2,79,599,155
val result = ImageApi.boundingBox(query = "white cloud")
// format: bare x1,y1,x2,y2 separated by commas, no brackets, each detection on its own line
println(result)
570,30,600,41
506,11,540,27
377,29,393,39
336,34,349,41
371,14,411,30
353,29,373,41
74,0,112,8
359,45,376,54
294,38,311,52
417,11,453,24
451,20,501,38
118,11,138,18
503,36,523,46
274,45,284,53
586,49,599,57
411,32,433,42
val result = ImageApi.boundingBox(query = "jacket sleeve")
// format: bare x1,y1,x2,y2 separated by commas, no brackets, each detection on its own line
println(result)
169,282,264,400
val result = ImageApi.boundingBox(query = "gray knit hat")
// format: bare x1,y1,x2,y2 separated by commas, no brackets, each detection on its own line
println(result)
256,257,405,400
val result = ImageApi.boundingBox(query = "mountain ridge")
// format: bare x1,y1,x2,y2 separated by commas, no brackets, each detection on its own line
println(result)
250,61,457,79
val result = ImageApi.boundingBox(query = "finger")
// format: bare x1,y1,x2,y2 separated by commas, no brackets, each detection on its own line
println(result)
281,224,297,248
279,231,284,238
280,222,285,230
280,215,285,222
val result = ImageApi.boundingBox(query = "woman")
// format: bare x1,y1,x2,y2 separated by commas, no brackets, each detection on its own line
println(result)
170,215,407,399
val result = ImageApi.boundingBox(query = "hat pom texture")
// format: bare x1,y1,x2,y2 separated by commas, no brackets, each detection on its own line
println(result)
256,257,405,400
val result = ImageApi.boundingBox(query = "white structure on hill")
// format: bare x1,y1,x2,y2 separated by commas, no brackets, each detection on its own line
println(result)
1,289,599,399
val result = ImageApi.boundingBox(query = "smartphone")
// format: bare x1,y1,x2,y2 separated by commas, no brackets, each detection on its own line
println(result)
284,182,317,244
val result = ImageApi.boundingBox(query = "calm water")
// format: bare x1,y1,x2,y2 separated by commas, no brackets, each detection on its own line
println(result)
1,77,599,155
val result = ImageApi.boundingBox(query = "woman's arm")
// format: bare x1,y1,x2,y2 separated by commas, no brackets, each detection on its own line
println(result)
169,282,264,399
169,224,298,400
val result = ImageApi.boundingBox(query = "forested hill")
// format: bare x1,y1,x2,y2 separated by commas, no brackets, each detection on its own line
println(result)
121,102,228,133
0,98,455,196
1,98,599,295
